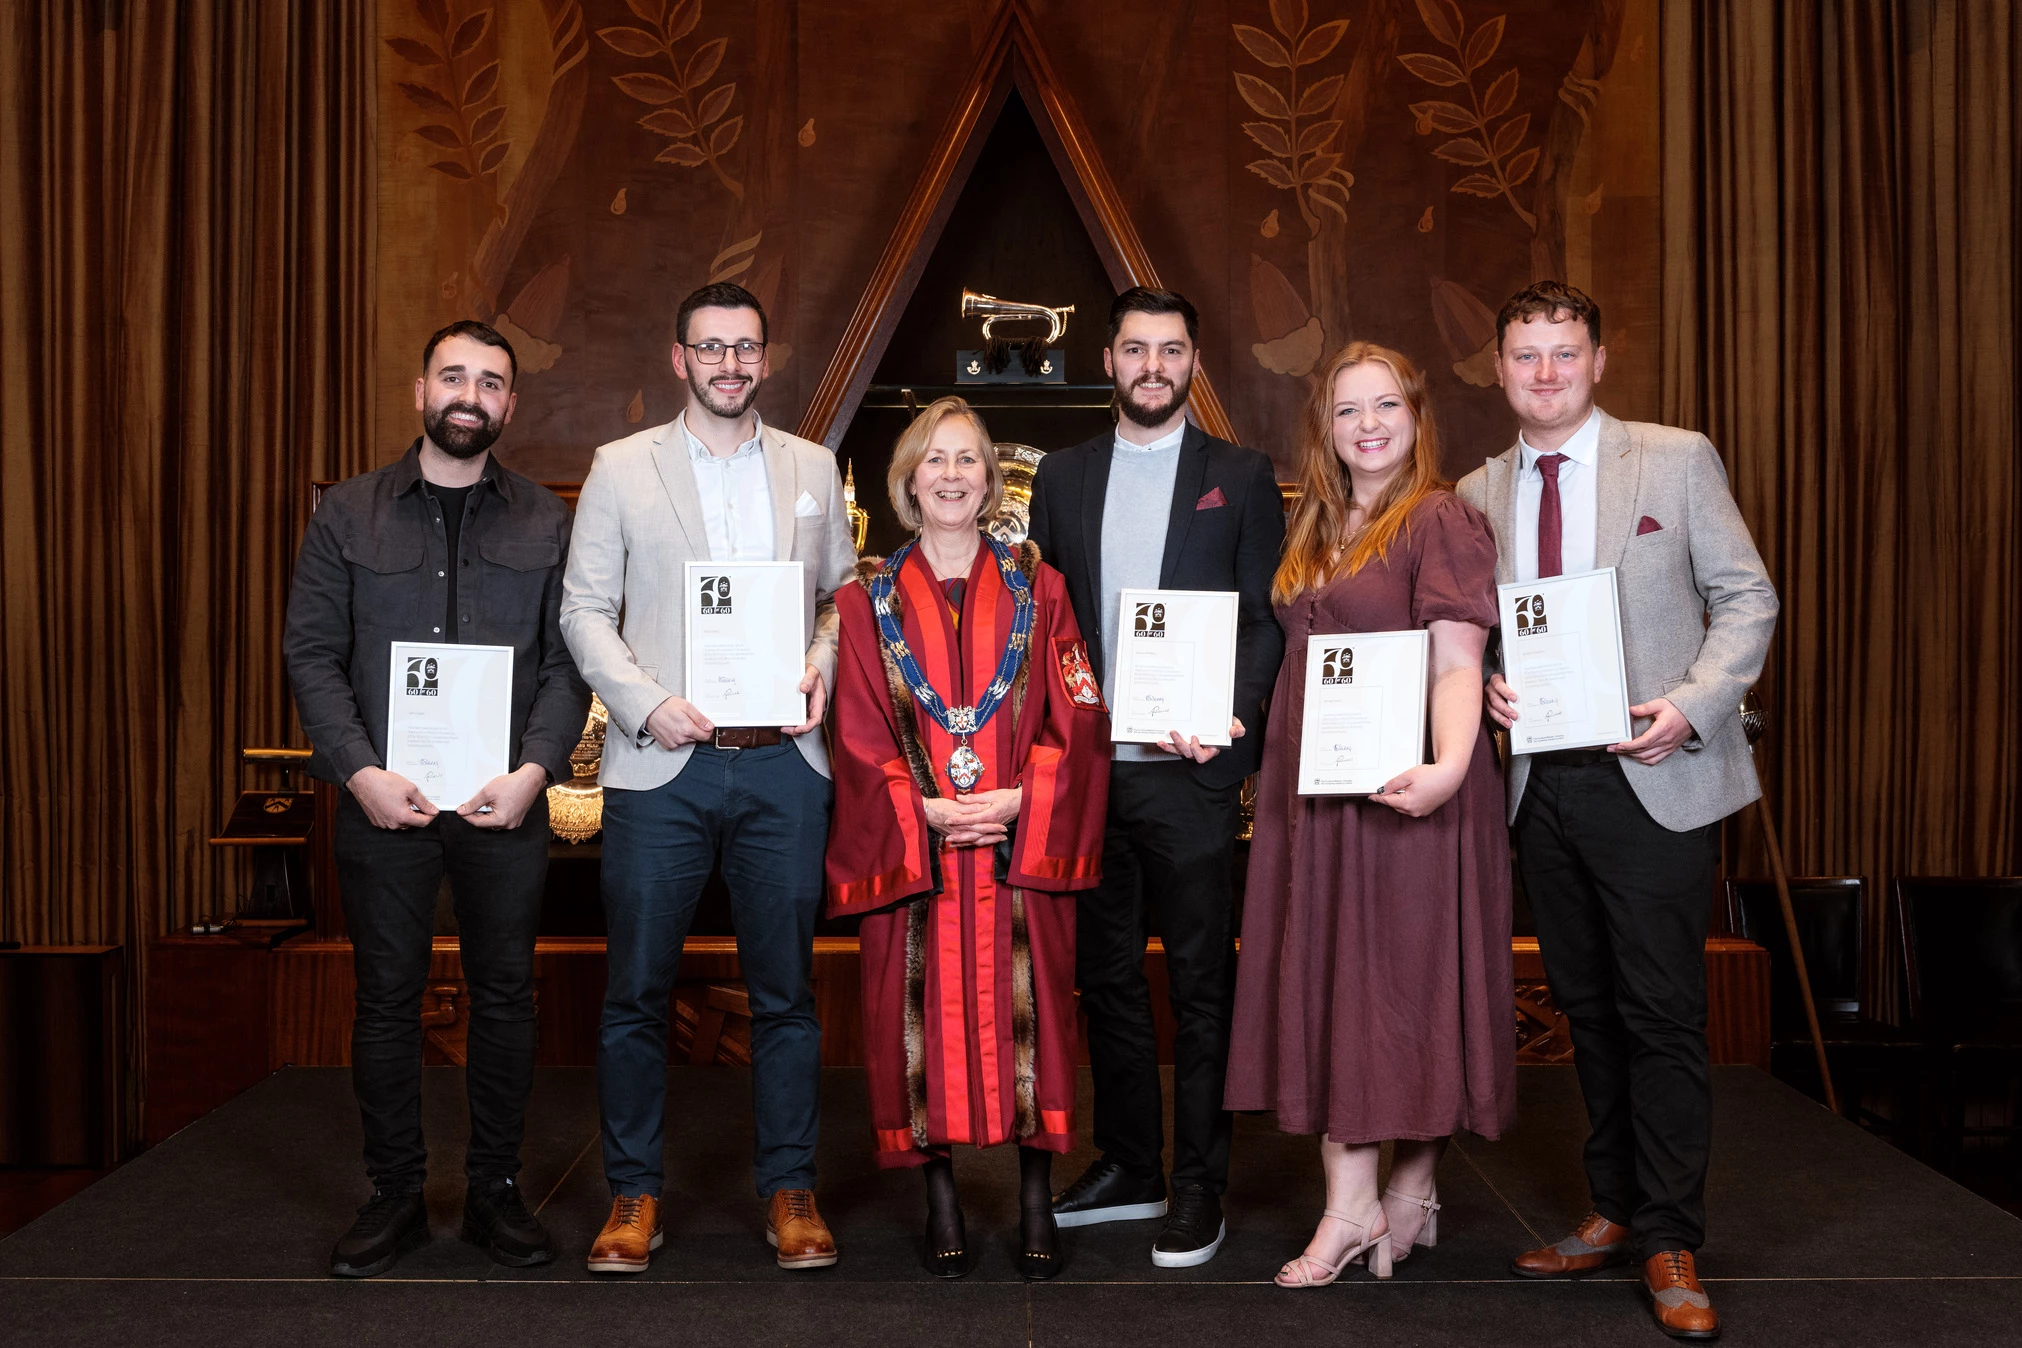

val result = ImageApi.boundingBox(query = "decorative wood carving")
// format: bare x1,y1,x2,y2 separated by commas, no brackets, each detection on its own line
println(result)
796,0,1237,450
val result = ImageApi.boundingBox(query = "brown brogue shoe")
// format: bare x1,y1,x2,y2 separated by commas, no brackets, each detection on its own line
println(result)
766,1189,837,1269
1644,1250,1720,1340
1509,1210,1633,1278
586,1194,662,1274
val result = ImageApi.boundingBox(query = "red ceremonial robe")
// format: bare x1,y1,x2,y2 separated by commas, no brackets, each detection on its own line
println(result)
826,539,1109,1167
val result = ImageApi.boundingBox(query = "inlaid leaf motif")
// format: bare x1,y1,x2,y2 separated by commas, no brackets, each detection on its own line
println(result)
1295,19,1348,66
1270,0,1308,40
1434,138,1492,166
1297,119,1343,153
1483,68,1519,118
384,37,442,67
1415,0,1463,48
430,159,473,180
685,37,727,88
398,81,455,113
1243,121,1293,157
1247,158,1297,189
450,11,491,59
1235,73,1292,120
417,0,447,32
470,107,506,143
1397,53,1466,87
1503,146,1541,185
597,25,665,59
613,72,682,105
709,116,742,156
478,140,511,173
1492,114,1530,157
665,0,700,43
1411,100,1475,134
1463,16,1505,71
624,0,665,24
655,142,708,167
639,108,696,137
463,60,500,104
1452,173,1502,197
696,83,735,126
414,123,462,148
1298,151,1342,182
1297,74,1343,117
1232,24,1292,69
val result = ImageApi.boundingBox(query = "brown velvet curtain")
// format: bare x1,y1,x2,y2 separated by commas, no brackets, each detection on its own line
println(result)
1661,0,2021,1008
0,1,373,1133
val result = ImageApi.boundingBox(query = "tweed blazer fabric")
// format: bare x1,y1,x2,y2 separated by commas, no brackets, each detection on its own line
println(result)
561,418,859,789
1456,409,1778,831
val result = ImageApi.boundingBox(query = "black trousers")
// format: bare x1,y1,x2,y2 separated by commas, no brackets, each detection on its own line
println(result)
1515,755,1720,1258
335,791,549,1192
1077,760,1240,1193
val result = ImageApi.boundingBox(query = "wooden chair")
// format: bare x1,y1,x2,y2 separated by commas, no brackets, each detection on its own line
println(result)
1724,877,1920,1140
1894,877,2022,1174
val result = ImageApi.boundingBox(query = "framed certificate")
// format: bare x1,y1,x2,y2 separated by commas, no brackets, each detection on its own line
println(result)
386,641,513,808
684,561,806,727
1497,567,1633,753
1296,630,1429,795
1110,588,1240,746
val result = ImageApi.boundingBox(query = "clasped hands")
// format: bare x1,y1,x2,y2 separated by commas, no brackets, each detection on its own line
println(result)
925,787,1022,848
642,665,828,747
347,762,547,831
1486,673,1694,765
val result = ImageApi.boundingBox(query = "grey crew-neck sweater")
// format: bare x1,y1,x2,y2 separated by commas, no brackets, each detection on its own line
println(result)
1099,428,1186,763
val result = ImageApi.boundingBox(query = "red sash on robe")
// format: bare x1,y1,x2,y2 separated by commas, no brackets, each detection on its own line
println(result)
826,541,1108,1163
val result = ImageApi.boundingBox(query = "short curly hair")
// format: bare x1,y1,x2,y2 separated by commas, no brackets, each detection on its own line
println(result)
1496,280,1601,348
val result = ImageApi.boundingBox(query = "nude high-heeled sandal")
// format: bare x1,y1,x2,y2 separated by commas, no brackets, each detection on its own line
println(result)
1275,1208,1393,1287
1383,1185,1440,1263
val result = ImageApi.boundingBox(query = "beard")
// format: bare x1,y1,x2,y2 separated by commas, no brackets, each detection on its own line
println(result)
1116,368,1193,429
687,364,761,420
423,399,504,459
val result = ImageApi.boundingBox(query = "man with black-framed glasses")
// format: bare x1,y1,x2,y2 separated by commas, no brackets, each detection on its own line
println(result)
562,281,859,1274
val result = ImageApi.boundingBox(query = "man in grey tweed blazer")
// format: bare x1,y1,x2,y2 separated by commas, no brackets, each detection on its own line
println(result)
1457,282,1776,1341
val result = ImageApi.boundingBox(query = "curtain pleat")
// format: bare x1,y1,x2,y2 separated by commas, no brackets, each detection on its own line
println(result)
1663,0,2021,1013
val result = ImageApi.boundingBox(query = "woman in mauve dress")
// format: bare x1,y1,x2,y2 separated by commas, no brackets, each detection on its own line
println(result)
1225,342,1513,1286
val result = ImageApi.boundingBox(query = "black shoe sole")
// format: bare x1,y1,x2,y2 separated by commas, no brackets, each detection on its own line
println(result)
925,1248,968,1279
330,1221,428,1278
460,1215,555,1268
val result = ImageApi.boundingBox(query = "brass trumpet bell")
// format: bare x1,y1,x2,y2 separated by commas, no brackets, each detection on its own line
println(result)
960,289,1075,345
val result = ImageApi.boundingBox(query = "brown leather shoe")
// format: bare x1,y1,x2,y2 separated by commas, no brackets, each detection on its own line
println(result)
1509,1210,1633,1278
766,1188,837,1269
1644,1250,1720,1339
586,1194,662,1274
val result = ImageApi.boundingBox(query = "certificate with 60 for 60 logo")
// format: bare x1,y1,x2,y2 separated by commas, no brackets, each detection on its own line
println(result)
1110,588,1240,747
386,641,513,808
1496,568,1632,753
1296,629,1429,795
684,561,806,727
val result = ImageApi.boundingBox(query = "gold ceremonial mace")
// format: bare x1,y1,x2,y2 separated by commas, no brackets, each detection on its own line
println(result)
1740,692,1839,1114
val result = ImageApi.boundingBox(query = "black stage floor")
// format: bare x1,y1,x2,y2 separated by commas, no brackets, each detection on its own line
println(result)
3,1066,2019,1346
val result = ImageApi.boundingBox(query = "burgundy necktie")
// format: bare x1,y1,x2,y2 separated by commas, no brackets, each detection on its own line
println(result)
1536,453,1567,578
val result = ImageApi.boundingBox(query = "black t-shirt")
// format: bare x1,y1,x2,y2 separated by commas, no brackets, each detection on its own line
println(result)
427,481,476,638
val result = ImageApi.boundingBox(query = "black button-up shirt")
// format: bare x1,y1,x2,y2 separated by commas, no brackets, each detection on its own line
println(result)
284,441,591,788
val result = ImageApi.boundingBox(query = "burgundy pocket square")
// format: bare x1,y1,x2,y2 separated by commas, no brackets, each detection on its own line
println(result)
1636,515,1663,535
1196,487,1227,510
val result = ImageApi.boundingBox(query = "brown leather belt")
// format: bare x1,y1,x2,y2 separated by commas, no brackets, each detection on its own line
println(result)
712,727,782,749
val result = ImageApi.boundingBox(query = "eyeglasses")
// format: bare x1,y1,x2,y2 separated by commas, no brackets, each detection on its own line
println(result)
684,340,767,365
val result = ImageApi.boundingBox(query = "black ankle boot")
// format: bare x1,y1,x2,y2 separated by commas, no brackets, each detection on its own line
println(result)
922,1157,967,1278
462,1177,553,1268
330,1189,428,1278
1019,1145,1061,1281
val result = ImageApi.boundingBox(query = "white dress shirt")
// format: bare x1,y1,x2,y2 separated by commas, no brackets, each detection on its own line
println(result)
680,410,774,563
1514,406,1601,581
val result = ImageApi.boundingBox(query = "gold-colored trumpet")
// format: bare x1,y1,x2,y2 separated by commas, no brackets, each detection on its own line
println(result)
960,289,1074,345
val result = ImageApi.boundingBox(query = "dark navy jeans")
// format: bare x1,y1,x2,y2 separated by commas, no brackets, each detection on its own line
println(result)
598,742,830,1199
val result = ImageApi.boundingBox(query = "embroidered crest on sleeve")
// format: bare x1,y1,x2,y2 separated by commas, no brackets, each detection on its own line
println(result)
1056,639,1106,711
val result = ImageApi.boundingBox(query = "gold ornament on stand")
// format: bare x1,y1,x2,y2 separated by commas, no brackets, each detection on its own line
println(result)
987,443,1046,546
844,461,870,552
546,695,609,843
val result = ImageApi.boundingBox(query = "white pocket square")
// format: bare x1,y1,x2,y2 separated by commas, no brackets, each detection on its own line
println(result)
794,490,822,518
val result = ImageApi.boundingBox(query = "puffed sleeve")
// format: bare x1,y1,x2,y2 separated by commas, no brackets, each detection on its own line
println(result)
1409,492,1501,630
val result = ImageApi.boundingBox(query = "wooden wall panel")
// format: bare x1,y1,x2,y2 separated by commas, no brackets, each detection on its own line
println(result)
1,947,124,1165
145,939,271,1144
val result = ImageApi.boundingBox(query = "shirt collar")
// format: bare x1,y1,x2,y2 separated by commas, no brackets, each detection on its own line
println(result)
680,409,765,462
1114,421,1187,455
392,438,512,500
1519,406,1601,474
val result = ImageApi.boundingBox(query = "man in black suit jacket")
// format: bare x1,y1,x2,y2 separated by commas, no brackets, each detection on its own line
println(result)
1027,287,1285,1267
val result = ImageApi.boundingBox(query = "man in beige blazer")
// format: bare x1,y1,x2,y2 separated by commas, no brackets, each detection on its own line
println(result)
1458,281,1776,1342
561,282,858,1276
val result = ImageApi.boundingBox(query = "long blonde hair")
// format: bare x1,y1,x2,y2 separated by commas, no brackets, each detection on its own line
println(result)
886,395,1004,532
1273,342,1450,604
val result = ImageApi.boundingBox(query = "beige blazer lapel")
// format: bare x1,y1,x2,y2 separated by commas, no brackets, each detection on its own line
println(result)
762,425,800,561
647,417,707,556
1493,446,1521,584
1592,409,1641,571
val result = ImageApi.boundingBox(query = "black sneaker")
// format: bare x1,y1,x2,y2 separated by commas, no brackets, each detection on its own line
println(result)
1151,1183,1225,1268
462,1177,554,1268
330,1189,428,1277
1051,1158,1167,1229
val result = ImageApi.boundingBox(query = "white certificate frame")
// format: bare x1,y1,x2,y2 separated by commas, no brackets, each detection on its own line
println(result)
1109,588,1240,746
684,560,807,728
1497,567,1633,754
385,641,513,809
1296,629,1429,795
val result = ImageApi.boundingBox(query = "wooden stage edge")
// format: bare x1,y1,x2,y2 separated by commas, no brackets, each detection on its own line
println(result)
145,934,1768,1146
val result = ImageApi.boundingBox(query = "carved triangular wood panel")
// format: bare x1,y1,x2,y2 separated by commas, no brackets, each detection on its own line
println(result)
795,0,1238,449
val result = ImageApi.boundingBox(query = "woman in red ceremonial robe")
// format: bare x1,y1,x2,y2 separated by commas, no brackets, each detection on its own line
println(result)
1225,343,1513,1286
826,396,1109,1281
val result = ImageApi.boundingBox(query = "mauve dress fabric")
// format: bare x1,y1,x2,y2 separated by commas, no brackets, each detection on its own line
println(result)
1225,492,1515,1143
